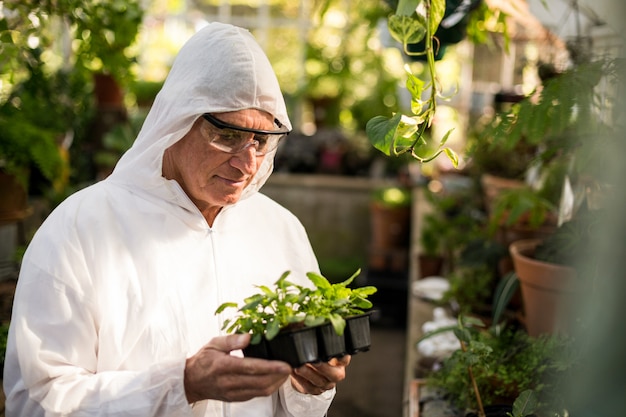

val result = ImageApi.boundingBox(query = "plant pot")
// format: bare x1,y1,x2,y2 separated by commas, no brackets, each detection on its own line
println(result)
466,404,513,417
480,173,524,216
93,73,125,109
344,313,372,354
241,315,372,366
267,326,320,368
369,202,411,250
418,253,444,278
242,337,271,360
317,323,347,361
0,170,32,222
509,239,581,337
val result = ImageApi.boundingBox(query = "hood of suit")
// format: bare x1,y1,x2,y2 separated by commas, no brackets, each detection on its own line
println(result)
107,22,290,210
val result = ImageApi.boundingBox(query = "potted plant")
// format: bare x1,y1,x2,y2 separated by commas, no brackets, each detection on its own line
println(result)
503,207,599,337
369,186,412,271
418,185,485,278
215,269,377,367
479,32,618,237
0,1,144,202
72,0,144,106
485,28,619,335
0,51,73,217
418,316,575,417
417,209,446,278
465,91,537,218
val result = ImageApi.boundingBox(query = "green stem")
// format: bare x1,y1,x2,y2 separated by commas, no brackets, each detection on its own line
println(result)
425,0,438,121
460,340,485,417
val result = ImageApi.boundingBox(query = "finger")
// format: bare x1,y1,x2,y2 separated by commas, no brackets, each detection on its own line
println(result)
236,357,293,376
219,370,291,402
327,355,351,367
185,349,291,403
290,373,327,396
206,333,251,353
293,363,336,391
311,356,350,375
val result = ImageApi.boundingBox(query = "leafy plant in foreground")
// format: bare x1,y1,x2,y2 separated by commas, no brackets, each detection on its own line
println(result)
420,316,575,417
216,270,377,344
303,270,377,336
216,271,307,344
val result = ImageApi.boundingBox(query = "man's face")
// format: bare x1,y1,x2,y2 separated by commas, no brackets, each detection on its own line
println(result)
163,109,275,220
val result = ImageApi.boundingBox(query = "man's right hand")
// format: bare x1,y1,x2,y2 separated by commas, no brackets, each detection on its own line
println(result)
184,334,292,404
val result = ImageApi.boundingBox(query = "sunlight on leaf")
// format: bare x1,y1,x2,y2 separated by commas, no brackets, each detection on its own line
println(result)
388,14,426,45
365,113,402,156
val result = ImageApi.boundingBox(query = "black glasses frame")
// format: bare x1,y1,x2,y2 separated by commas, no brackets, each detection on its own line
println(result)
202,113,290,136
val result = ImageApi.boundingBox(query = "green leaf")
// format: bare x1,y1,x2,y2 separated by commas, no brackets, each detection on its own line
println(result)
388,14,426,45
492,272,520,326
453,327,472,344
265,319,280,341
305,315,325,327
410,99,425,117
250,333,262,345
366,113,402,156
429,0,446,35
443,148,459,168
306,272,332,289
396,0,421,16
336,268,361,287
405,66,425,100
353,286,377,296
274,270,292,287
461,316,486,328
329,314,346,336
416,325,458,344
240,295,265,311
511,389,539,417
351,296,373,309
215,302,238,314
257,285,275,295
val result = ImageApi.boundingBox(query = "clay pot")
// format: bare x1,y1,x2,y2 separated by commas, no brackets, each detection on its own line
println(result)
509,239,581,337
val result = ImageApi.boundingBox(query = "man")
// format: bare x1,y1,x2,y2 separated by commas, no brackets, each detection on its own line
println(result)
4,22,349,416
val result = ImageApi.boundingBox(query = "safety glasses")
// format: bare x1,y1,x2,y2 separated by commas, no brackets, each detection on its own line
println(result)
201,113,290,156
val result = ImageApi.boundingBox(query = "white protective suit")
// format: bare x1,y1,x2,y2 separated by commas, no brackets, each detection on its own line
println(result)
3,23,335,417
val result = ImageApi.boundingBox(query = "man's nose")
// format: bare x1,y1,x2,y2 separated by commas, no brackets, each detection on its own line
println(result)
229,144,258,172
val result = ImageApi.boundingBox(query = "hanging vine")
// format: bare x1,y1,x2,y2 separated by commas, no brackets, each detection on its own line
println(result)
365,0,459,167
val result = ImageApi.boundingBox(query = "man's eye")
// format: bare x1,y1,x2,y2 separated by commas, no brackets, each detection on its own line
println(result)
217,132,242,143
253,134,269,145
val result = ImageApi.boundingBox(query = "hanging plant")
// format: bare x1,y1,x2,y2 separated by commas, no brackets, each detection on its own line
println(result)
366,0,459,166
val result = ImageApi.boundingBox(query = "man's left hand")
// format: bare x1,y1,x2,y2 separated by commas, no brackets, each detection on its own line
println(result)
290,355,351,395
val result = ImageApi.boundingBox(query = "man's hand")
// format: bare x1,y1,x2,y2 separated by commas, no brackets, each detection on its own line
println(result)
184,334,292,403
290,355,351,395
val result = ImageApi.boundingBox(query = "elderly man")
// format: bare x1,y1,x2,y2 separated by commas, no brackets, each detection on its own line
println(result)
4,22,349,416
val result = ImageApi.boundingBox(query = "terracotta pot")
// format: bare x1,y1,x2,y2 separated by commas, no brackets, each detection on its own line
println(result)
509,239,582,337
0,171,32,222
93,73,124,109
369,202,411,250
480,173,524,216
417,254,444,278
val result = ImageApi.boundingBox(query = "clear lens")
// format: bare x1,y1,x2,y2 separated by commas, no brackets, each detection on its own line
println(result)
202,125,283,156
